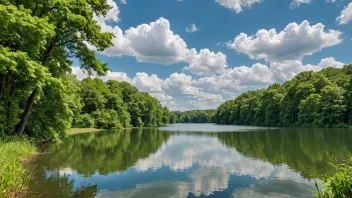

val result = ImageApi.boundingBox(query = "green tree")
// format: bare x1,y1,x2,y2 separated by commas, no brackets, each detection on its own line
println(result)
298,94,322,126
320,85,346,127
0,0,114,137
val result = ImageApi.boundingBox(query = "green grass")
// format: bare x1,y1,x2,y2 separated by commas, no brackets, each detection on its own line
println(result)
314,155,352,198
67,128,105,135
0,136,36,197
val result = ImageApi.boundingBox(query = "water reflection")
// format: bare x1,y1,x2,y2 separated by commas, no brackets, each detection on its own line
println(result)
28,125,352,197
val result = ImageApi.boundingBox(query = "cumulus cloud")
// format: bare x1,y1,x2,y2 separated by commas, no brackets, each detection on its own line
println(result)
215,0,262,13
89,1,229,76
336,3,352,25
132,73,164,93
270,57,344,82
227,20,342,62
94,0,120,25
184,49,228,76
193,63,273,94
123,18,189,65
290,0,311,8
162,73,223,109
96,14,227,76
186,24,199,33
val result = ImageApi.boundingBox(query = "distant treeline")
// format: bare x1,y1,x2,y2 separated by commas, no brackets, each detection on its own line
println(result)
173,110,215,123
72,78,176,129
214,65,352,127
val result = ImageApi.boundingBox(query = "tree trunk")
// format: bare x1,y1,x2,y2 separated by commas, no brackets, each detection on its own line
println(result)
14,39,55,135
15,87,39,135
7,86,15,130
0,74,5,101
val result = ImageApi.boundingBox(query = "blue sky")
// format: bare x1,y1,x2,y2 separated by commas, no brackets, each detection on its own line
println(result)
73,0,352,111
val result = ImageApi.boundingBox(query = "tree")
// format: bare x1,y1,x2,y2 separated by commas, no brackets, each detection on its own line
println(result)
0,0,114,136
298,94,322,126
320,85,346,127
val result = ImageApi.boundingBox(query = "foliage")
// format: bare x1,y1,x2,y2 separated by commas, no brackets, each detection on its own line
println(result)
0,136,36,197
0,0,113,137
214,66,352,127
0,0,174,137
173,110,215,123
314,156,352,198
72,78,171,129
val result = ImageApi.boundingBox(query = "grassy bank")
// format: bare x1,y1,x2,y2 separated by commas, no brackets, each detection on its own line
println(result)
0,136,36,197
67,128,105,135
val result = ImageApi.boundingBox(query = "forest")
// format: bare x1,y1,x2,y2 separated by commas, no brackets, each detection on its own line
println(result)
72,77,175,129
173,110,215,123
214,65,352,128
0,1,174,140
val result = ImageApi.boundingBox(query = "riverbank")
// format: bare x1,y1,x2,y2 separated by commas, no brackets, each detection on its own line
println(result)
67,128,106,135
0,136,37,197
67,127,141,135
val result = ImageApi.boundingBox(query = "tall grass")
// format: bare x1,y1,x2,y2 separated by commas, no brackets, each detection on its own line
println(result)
314,155,352,198
0,136,36,197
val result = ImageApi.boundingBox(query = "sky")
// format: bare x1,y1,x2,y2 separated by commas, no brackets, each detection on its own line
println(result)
72,0,352,111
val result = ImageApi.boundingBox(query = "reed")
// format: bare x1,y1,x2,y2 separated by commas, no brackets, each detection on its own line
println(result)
0,136,36,197
314,155,352,198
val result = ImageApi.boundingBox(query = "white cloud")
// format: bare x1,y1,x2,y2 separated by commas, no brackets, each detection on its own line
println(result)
90,2,229,77
94,0,120,25
215,0,262,13
326,0,336,3
132,73,164,93
227,20,342,62
100,71,132,82
336,2,352,25
193,63,273,94
160,73,223,109
123,18,189,65
120,0,127,4
186,24,199,33
228,63,273,86
71,67,90,80
317,57,345,68
163,73,200,96
290,0,311,8
184,49,227,76
98,16,227,76
270,57,345,82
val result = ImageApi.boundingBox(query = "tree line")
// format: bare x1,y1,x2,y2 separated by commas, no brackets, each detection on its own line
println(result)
0,1,174,139
72,77,175,129
173,110,215,123
214,65,352,127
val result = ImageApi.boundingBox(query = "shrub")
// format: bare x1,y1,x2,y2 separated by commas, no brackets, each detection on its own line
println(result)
314,156,352,198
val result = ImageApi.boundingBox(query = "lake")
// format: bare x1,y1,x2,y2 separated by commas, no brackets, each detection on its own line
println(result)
27,124,352,197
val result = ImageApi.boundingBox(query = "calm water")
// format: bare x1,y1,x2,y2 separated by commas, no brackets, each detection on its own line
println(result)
28,124,352,198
